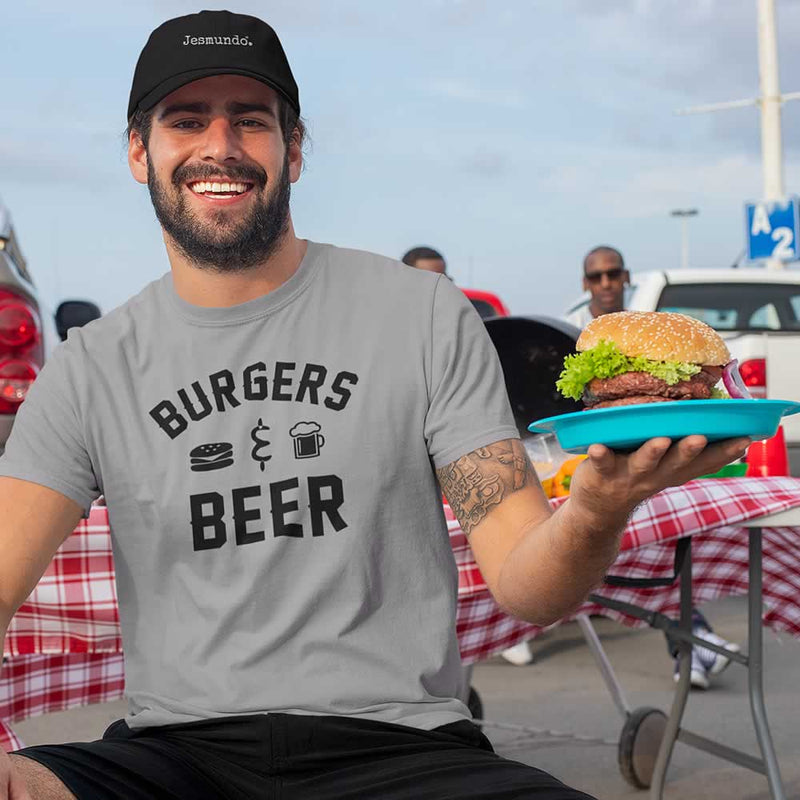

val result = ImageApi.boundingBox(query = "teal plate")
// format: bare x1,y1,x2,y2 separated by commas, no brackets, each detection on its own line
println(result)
528,399,800,454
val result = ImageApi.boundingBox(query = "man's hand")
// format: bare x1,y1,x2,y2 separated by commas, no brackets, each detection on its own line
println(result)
570,435,752,521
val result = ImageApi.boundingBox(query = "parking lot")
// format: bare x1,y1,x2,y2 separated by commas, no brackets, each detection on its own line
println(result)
475,597,800,799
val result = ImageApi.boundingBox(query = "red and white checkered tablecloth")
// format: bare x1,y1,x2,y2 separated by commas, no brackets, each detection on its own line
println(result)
2,477,799,751
452,477,800,663
0,654,125,750
0,509,125,751
4,512,121,657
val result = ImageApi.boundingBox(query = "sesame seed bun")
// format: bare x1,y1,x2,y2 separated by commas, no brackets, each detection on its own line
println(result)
577,311,730,366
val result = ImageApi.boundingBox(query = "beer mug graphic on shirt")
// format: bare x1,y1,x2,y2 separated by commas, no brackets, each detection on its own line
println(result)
289,421,325,459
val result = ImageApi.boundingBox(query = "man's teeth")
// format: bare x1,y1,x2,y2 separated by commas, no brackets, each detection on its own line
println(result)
189,181,250,195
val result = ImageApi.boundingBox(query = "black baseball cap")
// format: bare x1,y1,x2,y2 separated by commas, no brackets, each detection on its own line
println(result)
127,10,299,122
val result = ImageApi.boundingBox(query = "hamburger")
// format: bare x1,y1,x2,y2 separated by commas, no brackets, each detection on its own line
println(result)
556,311,731,409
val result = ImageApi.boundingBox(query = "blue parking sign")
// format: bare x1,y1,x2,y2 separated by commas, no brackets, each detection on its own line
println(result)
745,197,800,261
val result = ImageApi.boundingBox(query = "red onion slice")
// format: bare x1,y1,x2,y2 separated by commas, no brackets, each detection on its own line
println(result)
722,359,753,400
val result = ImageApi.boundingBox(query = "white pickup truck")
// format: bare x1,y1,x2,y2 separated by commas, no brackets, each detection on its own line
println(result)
564,268,800,474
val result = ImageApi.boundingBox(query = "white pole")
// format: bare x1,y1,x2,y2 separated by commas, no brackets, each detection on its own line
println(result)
758,0,786,269
758,0,784,201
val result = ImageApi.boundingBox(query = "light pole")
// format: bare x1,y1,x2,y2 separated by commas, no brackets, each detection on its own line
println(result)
757,0,784,204
671,209,699,269
676,0,800,270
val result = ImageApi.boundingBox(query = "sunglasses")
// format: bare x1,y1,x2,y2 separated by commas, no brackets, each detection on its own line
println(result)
585,268,625,284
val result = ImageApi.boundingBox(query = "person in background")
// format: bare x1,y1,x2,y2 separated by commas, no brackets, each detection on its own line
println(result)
401,245,448,276
565,245,629,329
483,246,626,667
564,245,741,689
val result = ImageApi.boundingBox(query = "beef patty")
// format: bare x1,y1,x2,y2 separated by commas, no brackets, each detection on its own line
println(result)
583,366,723,408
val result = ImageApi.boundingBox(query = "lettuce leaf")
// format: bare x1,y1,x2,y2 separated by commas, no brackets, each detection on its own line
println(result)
556,340,702,401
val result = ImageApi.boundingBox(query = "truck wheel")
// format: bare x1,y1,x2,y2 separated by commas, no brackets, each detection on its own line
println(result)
618,706,667,788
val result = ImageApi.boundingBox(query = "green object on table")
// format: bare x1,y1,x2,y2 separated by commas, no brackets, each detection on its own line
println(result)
698,463,748,479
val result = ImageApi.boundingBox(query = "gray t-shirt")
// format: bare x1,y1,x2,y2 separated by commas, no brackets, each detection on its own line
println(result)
0,242,518,731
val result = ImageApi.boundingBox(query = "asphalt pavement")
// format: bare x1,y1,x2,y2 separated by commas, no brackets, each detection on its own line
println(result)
473,596,800,799
11,595,800,799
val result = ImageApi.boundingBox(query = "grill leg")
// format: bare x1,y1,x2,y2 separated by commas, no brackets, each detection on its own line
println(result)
748,527,786,800
576,613,631,719
650,539,693,800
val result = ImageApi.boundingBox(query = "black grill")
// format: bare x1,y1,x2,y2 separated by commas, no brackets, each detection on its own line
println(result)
484,316,583,437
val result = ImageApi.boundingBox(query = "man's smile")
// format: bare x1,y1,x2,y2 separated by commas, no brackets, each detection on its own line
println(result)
187,180,255,203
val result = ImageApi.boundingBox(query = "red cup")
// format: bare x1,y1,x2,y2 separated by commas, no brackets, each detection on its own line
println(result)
746,424,790,477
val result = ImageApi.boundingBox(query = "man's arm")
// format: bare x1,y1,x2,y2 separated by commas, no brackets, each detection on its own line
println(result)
437,435,749,626
0,477,84,640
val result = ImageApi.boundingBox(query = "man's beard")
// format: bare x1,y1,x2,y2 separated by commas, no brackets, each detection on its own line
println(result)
147,154,291,272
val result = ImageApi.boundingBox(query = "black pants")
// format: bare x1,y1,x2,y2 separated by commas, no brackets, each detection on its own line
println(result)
16,713,597,799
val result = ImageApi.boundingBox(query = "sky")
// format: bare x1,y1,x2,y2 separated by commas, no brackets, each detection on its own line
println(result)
4,0,800,319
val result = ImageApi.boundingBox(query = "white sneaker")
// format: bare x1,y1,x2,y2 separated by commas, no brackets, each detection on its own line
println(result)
674,648,710,690
500,641,534,666
694,629,741,676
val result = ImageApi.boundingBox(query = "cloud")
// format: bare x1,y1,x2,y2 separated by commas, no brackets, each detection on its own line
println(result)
459,147,511,178
575,0,800,101
534,0,800,170
425,79,526,109
538,147,771,219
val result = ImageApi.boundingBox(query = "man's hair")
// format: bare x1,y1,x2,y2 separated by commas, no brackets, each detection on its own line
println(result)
401,246,445,268
125,95,307,151
583,245,624,275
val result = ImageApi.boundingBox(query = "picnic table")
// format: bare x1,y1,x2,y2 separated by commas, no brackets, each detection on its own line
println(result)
452,476,800,662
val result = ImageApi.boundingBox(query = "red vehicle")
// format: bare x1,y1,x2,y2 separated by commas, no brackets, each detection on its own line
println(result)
460,288,510,319
0,197,100,452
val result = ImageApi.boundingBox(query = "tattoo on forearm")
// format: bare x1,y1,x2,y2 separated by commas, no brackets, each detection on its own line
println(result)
436,439,533,535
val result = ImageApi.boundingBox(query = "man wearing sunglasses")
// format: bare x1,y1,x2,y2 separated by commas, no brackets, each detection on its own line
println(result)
563,246,741,689
565,245,629,329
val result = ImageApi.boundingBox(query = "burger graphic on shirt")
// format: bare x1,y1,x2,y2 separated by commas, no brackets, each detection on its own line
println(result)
189,442,234,472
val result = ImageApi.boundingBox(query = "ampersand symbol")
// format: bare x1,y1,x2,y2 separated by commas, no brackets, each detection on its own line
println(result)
250,418,272,472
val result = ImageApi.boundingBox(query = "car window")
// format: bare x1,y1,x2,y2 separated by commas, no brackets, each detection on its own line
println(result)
749,304,780,329
657,282,800,331
469,298,499,319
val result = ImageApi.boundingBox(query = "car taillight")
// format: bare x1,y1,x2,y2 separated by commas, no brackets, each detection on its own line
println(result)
739,358,767,398
0,360,38,411
0,303,36,348
0,290,43,414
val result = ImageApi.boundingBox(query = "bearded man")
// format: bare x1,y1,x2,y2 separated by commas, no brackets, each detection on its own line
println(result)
0,11,747,799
